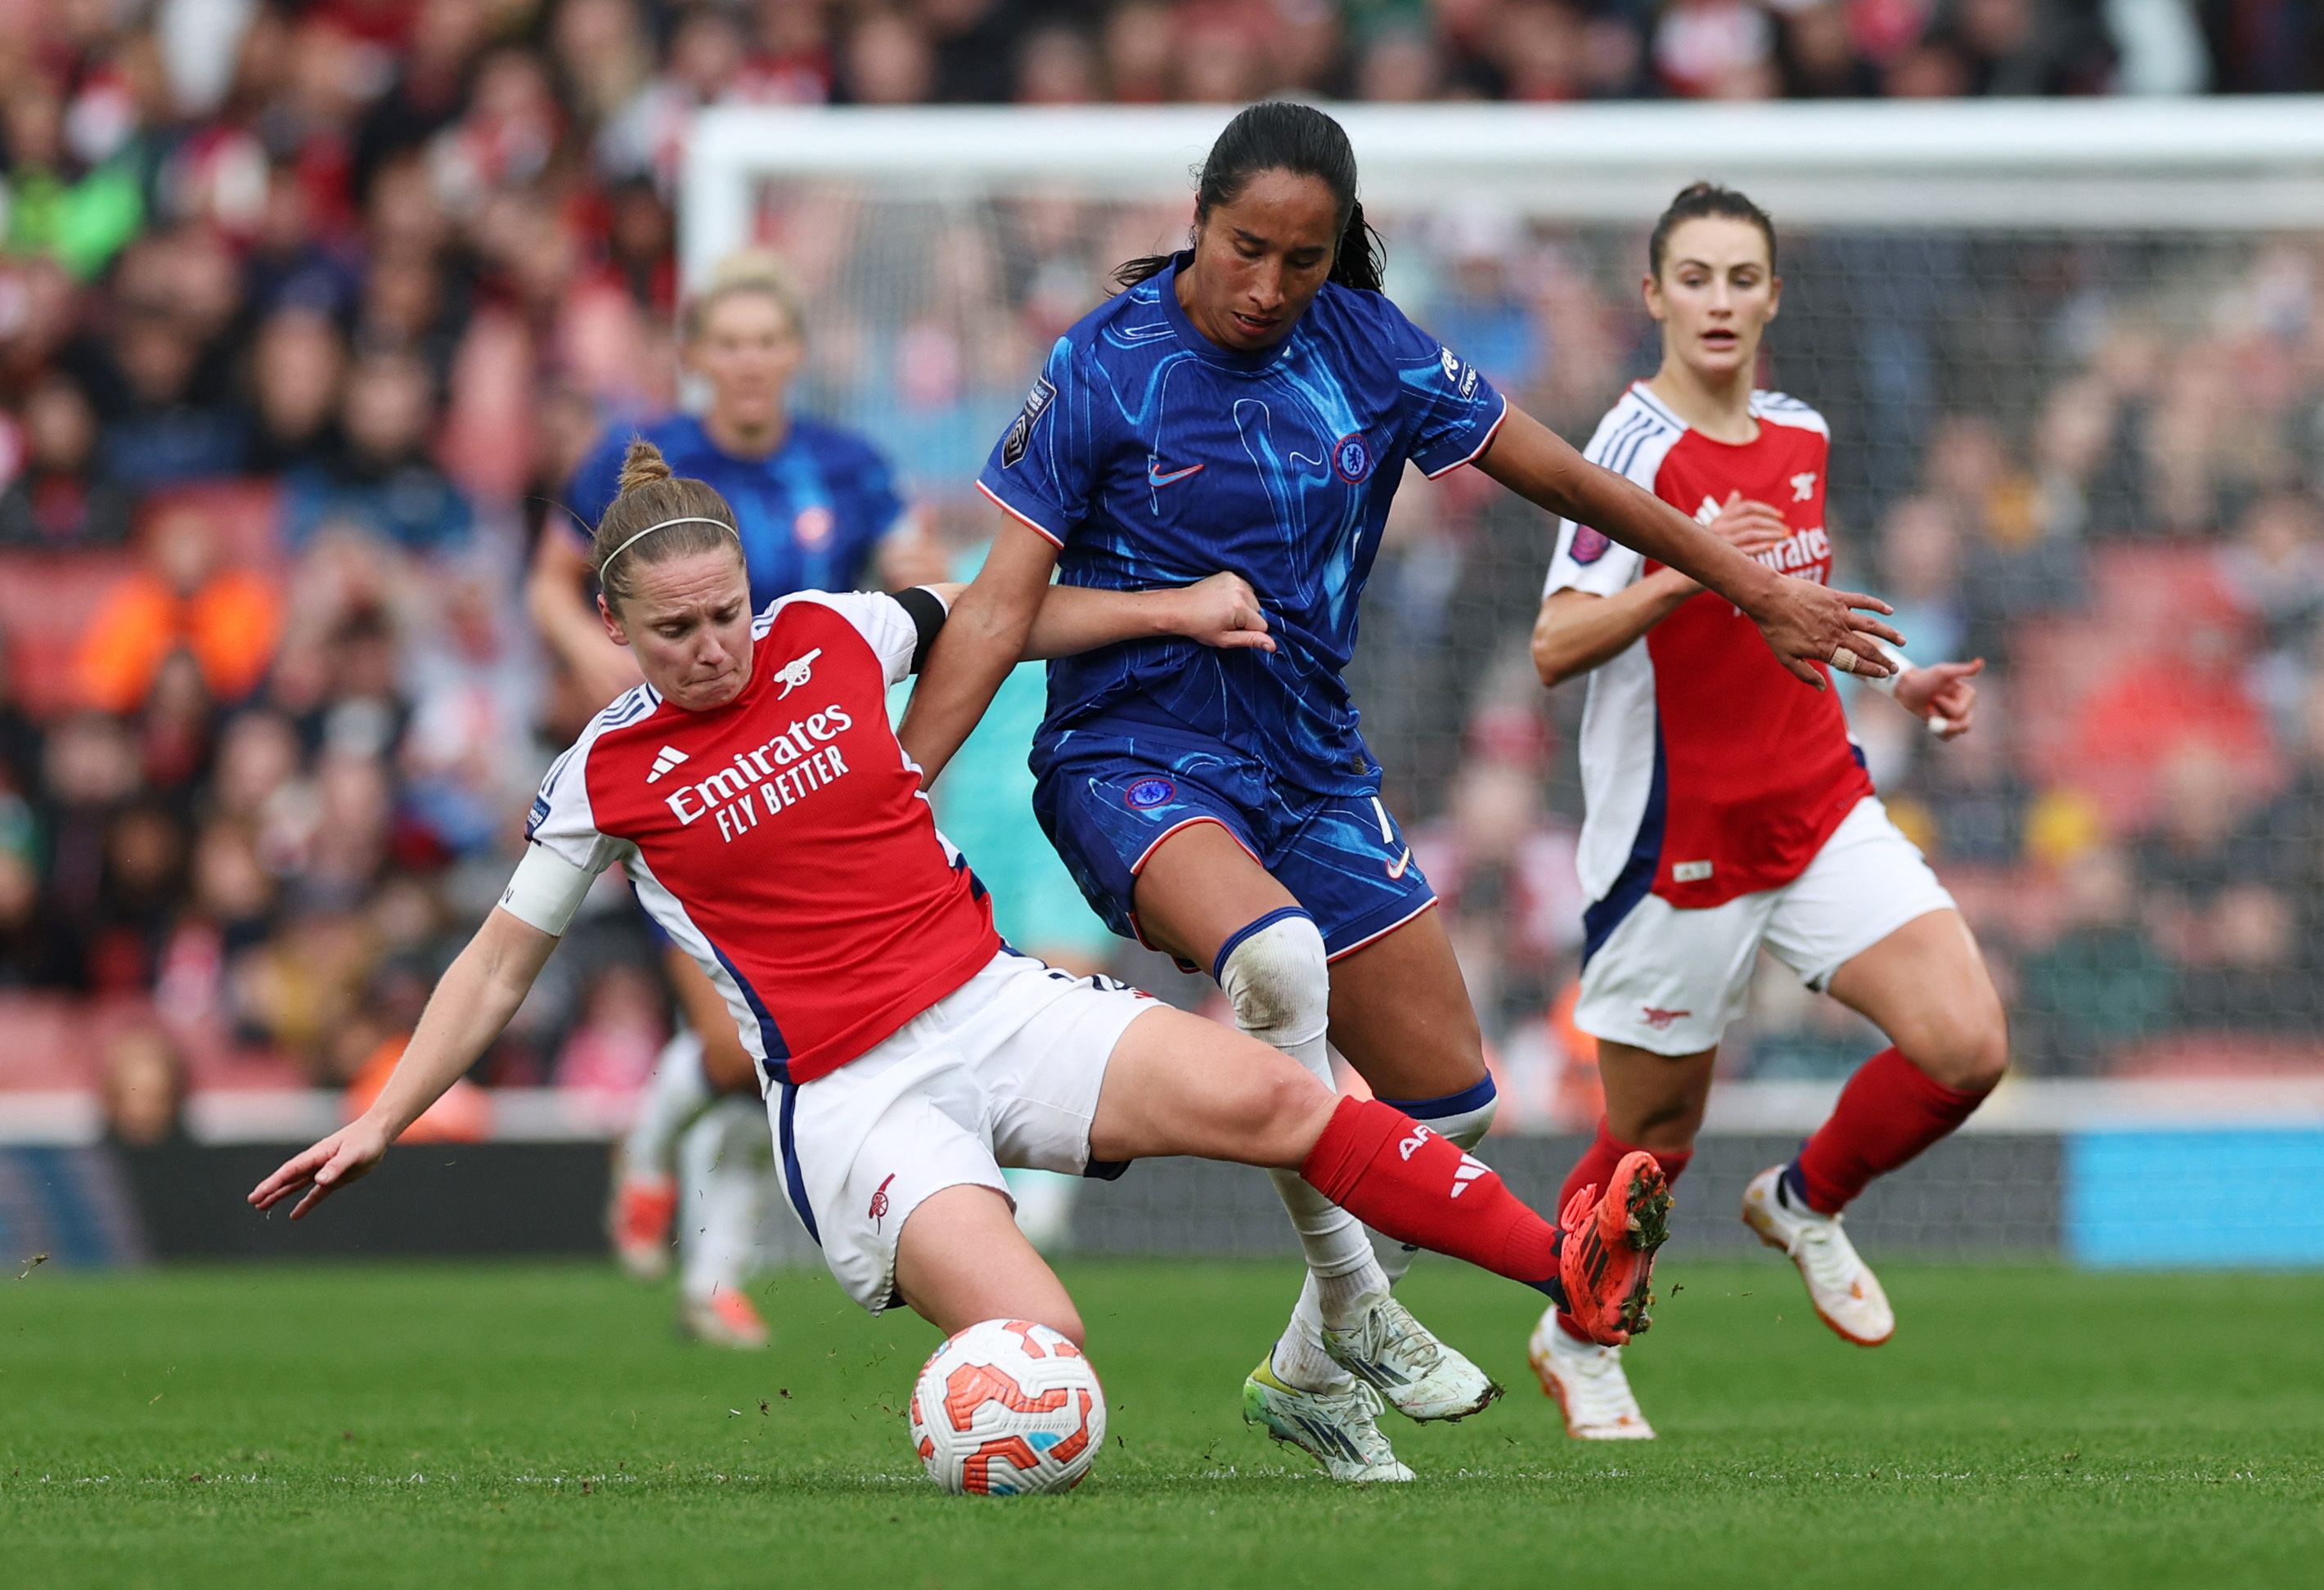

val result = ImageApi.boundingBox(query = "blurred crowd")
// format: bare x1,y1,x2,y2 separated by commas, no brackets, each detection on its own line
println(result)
1346,226,2324,1109
0,0,2318,1136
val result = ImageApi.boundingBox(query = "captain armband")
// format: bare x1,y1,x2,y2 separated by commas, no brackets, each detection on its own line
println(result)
893,585,952,675
497,843,596,936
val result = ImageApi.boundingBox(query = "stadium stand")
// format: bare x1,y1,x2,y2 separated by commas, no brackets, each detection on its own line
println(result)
0,6,2320,1271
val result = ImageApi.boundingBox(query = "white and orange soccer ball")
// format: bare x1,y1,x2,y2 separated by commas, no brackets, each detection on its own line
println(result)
908,1318,1107,1496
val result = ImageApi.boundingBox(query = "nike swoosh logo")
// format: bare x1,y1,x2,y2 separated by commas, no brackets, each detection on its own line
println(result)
1386,847,1412,880
1147,460,1205,487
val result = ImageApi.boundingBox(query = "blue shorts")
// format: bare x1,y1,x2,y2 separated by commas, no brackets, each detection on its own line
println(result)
1032,721,1436,973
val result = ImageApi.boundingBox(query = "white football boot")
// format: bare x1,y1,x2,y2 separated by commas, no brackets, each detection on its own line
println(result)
1324,1296,1504,1422
1741,1166,1896,1345
1243,1355,1414,1482
1526,1308,1656,1440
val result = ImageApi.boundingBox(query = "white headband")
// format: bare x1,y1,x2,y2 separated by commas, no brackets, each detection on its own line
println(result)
602,515,739,572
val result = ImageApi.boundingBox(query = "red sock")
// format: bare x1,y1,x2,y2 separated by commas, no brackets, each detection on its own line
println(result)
1301,1098,1562,1296
1557,1117,1692,1342
1791,1046,1989,1215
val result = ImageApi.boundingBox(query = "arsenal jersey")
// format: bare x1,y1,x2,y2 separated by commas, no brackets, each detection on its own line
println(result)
1542,384,1872,942
524,591,1000,1085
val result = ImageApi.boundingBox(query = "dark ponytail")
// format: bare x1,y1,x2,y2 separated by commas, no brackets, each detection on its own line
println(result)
1113,101,1385,295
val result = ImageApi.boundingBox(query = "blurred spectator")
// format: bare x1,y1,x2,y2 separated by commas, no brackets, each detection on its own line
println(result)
843,11,937,105
0,372,135,550
2,73,146,281
1412,701,1585,1043
1016,25,1103,104
1358,25,1447,101
75,498,281,716
922,0,1025,105
88,799,190,992
283,349,472,552
1877,494,1967,663
101,1028,188,1145
247,308,348,472
555,959,668,1095
1654,0,1779,98
2061,599,2275,829
1778,2,1884,96
1101,2,1177,101
2016,844,2176,1071
1484,2,1577,100
2136,741,2312,1029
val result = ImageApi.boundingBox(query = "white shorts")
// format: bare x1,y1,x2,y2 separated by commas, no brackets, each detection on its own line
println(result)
1576,796,1955,1057
766,950,1156,1314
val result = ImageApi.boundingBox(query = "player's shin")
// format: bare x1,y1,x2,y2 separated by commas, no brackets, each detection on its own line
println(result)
1368,1077,1498,1285
1299,1096,1671,1346
1788,1045,1990,1214
1301,1097,1561,1291
626,1031,720,1179
1218,913,1389,1390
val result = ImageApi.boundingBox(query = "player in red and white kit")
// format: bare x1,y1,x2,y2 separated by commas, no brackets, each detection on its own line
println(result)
1525,185,2004,1439
250,442,1677,1418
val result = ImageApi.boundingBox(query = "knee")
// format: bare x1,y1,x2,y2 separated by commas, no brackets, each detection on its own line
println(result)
1217,912,1331,1053
1249,1057,1337,1168
1904,1001,2010,1094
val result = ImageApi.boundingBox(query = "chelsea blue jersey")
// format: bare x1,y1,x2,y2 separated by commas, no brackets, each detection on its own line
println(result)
569,411,902,608
977,254,1506,795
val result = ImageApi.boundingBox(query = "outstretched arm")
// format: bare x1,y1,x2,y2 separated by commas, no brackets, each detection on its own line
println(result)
249,908,559,1219
1476,405,1902,687
1532,491,1793,685
919,570,1273,662
899,520,1273,781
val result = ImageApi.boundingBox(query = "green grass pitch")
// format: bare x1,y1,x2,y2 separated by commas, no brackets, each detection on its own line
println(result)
2,1257,2318,1589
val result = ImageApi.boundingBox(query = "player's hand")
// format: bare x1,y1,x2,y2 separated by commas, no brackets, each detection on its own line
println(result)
1168,572,1275,653
1750,577,1902,689
1896,658,1983,739
1665,491,1793,597
249,1116,393,1220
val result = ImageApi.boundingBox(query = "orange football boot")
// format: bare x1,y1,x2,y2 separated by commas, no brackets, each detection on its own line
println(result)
1557,1150,1672,1347
609,1166,679,1282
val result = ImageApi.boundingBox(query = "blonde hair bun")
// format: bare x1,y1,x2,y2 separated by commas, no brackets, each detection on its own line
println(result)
618,438,675,495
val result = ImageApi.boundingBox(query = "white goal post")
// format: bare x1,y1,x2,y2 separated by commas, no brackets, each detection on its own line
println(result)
681,97,2324,285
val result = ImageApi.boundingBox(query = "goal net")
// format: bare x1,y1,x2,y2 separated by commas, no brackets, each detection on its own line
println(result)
683,101,2324,1262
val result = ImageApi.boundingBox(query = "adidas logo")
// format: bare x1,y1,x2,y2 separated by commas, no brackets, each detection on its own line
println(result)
645,745,690,784
1450,1156,1489,1198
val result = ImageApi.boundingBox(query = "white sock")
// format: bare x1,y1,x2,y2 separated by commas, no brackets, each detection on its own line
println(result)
1372,1091,1498,1286
624,1030,714,1181
1216,914,1391,1392
679,1096,773,1305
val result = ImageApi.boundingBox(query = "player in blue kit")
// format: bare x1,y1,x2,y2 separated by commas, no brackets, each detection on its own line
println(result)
899,102,1902,1480
531,250,933,1348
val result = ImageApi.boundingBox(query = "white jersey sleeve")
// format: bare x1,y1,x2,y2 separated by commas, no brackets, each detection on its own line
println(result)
522,692,647,878
1542,386,1688,600
761,591,931,686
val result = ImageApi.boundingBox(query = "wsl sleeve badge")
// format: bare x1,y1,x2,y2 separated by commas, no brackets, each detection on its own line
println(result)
1000,375,1058,468
1569,526,1612,564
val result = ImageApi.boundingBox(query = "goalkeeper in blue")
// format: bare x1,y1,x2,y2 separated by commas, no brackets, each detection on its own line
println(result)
899,101,1902,1480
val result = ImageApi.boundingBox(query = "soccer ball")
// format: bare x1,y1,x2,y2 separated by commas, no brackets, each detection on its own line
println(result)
908,1318,1107,1496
